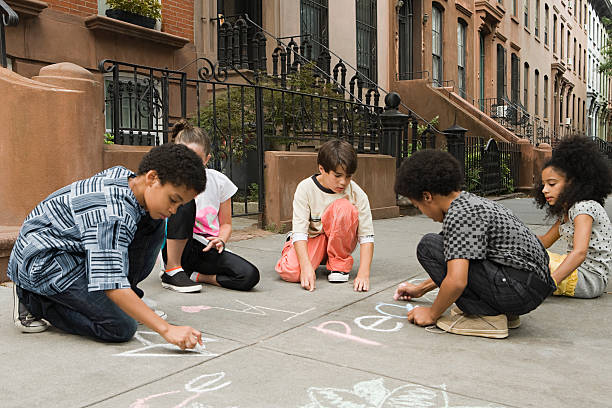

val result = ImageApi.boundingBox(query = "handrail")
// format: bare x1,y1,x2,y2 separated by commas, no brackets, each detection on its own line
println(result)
0,0,19,68
243,14,370,108
305,36,446,136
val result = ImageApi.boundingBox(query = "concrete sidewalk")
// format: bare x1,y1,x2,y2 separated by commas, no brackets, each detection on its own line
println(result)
0,198,610,408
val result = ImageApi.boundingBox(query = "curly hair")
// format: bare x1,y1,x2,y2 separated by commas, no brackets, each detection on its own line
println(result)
138,143,206,194
395,149,463,200
533,136,612,218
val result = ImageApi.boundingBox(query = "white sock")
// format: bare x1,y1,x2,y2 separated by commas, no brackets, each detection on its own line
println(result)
165,266,184,277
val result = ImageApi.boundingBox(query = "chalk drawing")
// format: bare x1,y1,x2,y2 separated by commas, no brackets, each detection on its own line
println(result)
129,372,236,408
311,321,382,346
374,302,414,318
300,378,506,408
182,299,315,322
354,315,403,332
114,331,219,357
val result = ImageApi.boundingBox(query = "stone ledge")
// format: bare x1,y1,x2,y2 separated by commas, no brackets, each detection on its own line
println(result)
84,15,189,48
5,0,48,18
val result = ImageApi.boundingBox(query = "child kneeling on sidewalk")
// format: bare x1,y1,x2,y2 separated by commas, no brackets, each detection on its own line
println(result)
394,150,556,339
9,144,207,349
275,139,374,292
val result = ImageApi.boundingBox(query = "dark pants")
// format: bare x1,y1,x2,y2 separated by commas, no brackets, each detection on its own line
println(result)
164,238,260,291
417,233,555,316
17,215,164,342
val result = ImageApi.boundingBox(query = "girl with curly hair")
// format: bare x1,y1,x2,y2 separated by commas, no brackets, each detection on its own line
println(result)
535,136,612,298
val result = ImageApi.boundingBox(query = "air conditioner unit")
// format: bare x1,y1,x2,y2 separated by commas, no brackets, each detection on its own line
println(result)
564,117,572,125
496,105,508,118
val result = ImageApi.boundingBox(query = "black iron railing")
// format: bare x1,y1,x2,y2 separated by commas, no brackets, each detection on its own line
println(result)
0,0,18,68
464,136,521,195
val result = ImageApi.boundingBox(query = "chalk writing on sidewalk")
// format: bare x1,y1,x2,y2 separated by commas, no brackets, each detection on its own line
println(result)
181,299,315,322
129,372,237,408
311,321,382,346
300,378,505,408
114,331,219,357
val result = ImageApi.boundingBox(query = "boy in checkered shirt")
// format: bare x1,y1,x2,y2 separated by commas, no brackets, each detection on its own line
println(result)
393,150,555,339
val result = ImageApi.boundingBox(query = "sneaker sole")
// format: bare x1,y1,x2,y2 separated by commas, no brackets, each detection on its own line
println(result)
436,319,508,339
15,322,50,333
328,277,349,283
161,282,202,293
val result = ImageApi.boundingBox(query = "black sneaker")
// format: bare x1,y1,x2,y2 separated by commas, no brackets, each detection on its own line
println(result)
327,271,349,283
13,285,50,333
161,270,202,293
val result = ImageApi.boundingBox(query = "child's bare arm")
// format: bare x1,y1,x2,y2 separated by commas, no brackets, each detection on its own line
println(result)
354,242,373,292
294,240,316,291
537,220,561,248
204,199,232,253
165,239,188,269
551,214,592,283
407,259,468,326
106,288,202,349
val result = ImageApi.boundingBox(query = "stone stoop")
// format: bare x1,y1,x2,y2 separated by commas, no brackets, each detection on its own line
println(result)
0,226,20,283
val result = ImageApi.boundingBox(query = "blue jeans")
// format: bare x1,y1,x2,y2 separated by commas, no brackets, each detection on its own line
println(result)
17,215,163,342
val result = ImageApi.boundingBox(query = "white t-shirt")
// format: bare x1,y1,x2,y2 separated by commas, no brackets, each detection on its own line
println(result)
193,169,238,240
559,200,612,285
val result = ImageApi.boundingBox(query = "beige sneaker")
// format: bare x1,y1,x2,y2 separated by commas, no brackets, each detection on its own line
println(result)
450,305,520,329
436,314,509,339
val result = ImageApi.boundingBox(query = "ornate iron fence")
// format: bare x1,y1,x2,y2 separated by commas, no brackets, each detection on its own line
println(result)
1,0,18,68
464,136,521,195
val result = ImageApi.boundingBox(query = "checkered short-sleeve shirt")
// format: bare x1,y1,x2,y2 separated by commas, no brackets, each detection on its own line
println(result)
443,191,549,281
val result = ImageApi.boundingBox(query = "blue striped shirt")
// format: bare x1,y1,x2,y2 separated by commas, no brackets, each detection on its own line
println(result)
8,166,146,295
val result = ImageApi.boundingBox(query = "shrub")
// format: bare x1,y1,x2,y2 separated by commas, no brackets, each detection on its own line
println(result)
106,0,162,20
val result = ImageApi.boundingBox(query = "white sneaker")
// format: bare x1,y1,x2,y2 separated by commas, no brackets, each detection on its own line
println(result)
12,285,50,333
327,271,349,283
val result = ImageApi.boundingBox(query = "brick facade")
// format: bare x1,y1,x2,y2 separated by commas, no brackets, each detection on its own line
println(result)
44,0,194,41
162,0,194,41
46,0,97,17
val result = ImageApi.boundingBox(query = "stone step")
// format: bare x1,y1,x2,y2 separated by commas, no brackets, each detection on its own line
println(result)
0,226,20,283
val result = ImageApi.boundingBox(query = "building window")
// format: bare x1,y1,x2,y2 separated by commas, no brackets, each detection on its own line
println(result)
511,53,520,104
535,0,540,37
497,44,507,100
356,0,378,83
560,23,564,59
457,20,467,98
523,62,529,109
398,0,413,80
578,44,581,76
567,31,571,64
579,0,582,24
553,14,557,52
543,75,548,118
573,38,577,71
301,0,329,61
524,0,529,27
512,0,517,16
535,69,540,116
584,49,587,78
544,5,549,45
432,5,443,86
479,33,486,110
103,74,164,145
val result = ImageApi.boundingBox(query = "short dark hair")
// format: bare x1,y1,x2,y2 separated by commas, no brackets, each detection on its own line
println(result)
533,136,612,217
317,139,357,174
138,143,206,194
395,149,463,200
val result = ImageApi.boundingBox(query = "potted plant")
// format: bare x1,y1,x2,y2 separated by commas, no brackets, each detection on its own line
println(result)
105,0,162,29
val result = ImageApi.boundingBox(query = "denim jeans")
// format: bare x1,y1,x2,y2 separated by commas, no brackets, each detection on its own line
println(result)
417,233,554,316
18,214,164,342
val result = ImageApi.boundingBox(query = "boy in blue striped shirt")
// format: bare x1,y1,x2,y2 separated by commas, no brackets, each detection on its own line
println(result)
8,144,207,350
